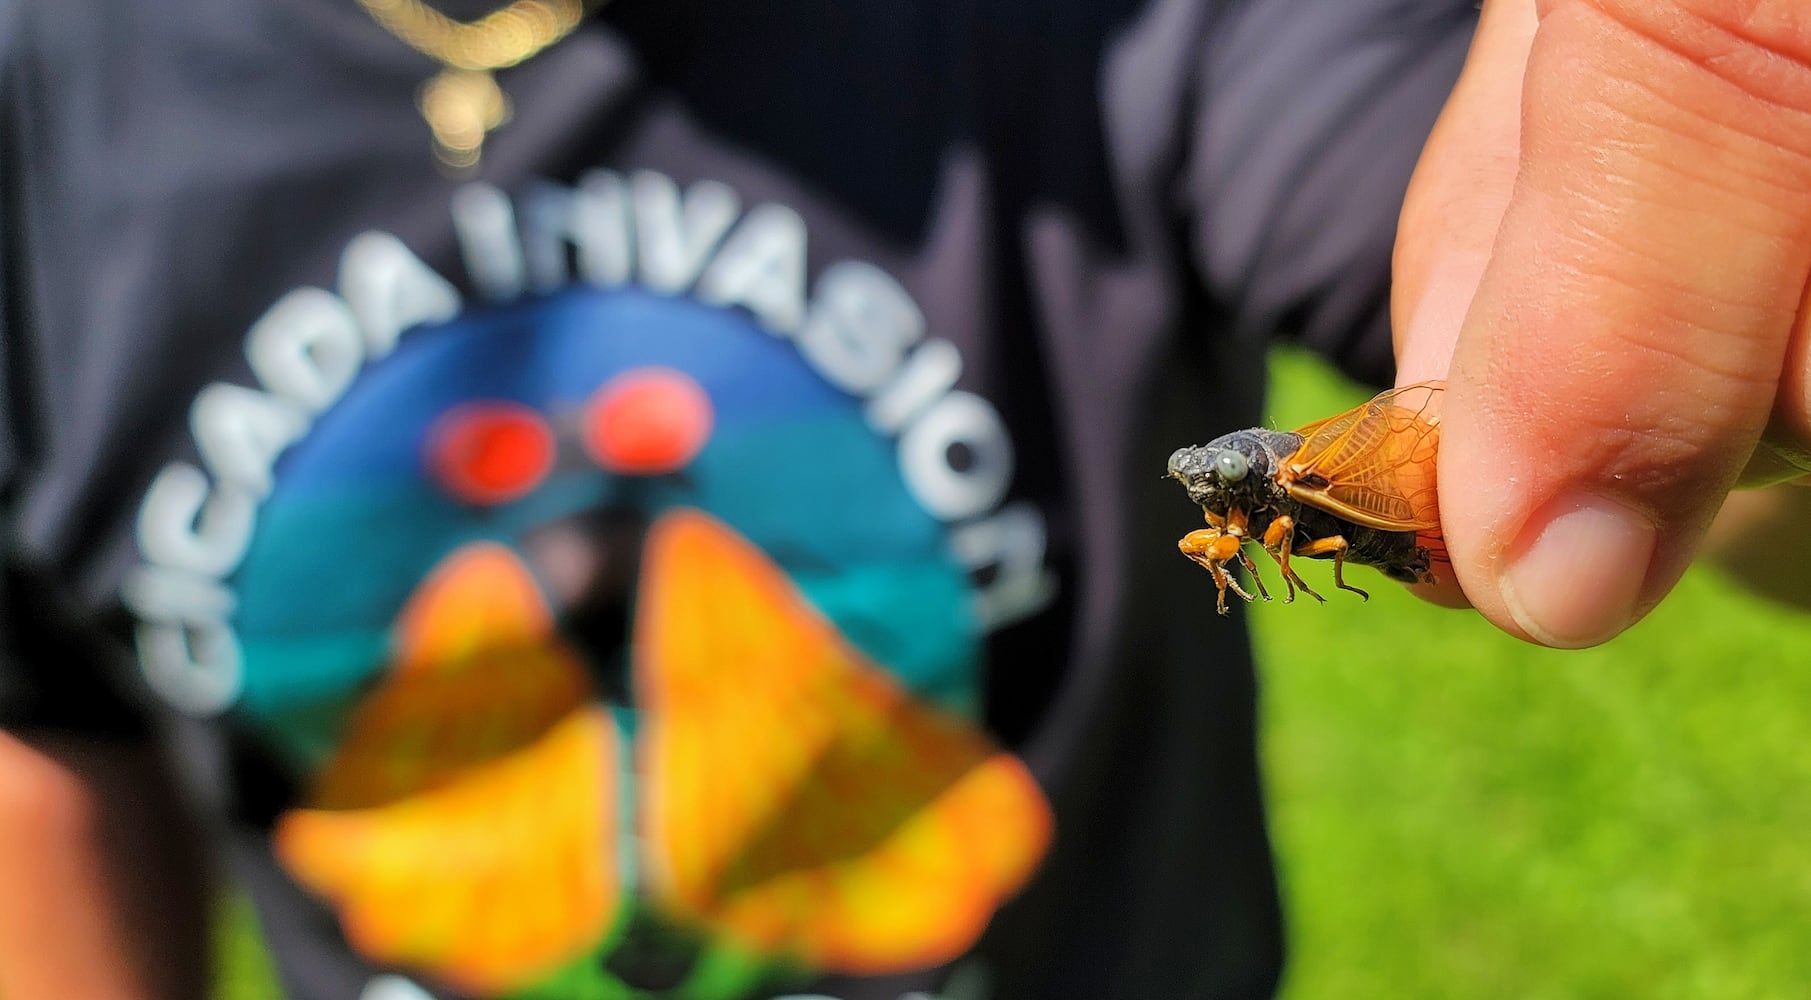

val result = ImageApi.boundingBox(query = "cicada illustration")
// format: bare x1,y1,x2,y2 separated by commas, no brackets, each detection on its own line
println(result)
1167,381,1445,614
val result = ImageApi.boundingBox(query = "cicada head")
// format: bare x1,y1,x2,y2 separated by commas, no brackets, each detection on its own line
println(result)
1167,430,1293,515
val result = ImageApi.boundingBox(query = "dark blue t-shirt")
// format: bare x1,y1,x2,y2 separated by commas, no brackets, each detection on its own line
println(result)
0,2,1475,997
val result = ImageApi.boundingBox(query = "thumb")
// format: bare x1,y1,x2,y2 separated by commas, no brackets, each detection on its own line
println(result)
1434,0,1811,646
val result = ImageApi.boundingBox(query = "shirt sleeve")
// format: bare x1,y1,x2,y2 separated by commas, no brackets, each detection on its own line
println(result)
0,14,148,738
1185,0,1478,387
1,9,28,727
1,308,146,735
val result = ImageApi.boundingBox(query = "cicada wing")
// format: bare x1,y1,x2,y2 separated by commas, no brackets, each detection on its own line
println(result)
273,544,620,996
634,508,1053,975
1282,381,1444,532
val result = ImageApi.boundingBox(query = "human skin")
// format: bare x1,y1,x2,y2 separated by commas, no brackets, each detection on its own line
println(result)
1392,0,1811,647
0,732,208,1000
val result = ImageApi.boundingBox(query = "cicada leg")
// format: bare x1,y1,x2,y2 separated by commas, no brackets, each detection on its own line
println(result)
1235,548,1272,602
1259,515,1324,605
1179,527,1258,615
1221,507,1271,603
1292,533,1368,601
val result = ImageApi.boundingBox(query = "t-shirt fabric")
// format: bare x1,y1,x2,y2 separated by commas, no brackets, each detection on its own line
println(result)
0,1,1476,997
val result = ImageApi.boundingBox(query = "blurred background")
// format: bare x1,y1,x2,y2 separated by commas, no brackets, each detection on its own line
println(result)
211,348,1811,999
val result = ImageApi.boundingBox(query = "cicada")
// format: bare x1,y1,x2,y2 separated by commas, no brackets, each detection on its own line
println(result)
1167,381,1445,614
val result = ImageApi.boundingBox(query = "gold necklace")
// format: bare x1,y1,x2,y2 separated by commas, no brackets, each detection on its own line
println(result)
354,0,595,170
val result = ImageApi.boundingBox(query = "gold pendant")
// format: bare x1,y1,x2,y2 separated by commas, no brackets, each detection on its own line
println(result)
418,67,512,171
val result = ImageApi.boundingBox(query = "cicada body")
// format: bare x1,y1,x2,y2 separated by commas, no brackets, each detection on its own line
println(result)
1167,382,1444,614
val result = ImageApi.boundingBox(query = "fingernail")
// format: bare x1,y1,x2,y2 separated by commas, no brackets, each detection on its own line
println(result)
1499,494,1656,648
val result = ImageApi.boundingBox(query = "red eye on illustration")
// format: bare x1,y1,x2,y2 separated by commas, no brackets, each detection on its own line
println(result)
582,367,714,476
425,401,556,506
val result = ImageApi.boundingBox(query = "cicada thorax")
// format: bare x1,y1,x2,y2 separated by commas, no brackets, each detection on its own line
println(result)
1199,429,1300,518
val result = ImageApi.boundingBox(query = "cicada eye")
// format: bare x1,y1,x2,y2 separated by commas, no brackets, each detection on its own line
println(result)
1214,449,1249,483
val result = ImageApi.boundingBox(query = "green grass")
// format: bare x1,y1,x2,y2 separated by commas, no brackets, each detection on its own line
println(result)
1258,349,1811,1000
213,349,1811,998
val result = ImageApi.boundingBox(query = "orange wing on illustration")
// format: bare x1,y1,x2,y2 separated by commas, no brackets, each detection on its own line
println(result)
634,509,1053,976
1281,380,1444,533
274,544,621,996
275,513,1055,991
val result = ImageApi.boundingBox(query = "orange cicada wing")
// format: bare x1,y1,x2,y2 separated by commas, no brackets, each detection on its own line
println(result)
634,508,1053,976
273,544,621,996
1280,380,1444,532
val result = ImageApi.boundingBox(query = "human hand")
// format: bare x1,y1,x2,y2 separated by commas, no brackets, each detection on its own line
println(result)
1392,0,1811,647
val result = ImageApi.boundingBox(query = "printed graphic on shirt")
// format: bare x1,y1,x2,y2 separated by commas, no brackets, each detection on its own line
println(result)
123,172,1056,997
